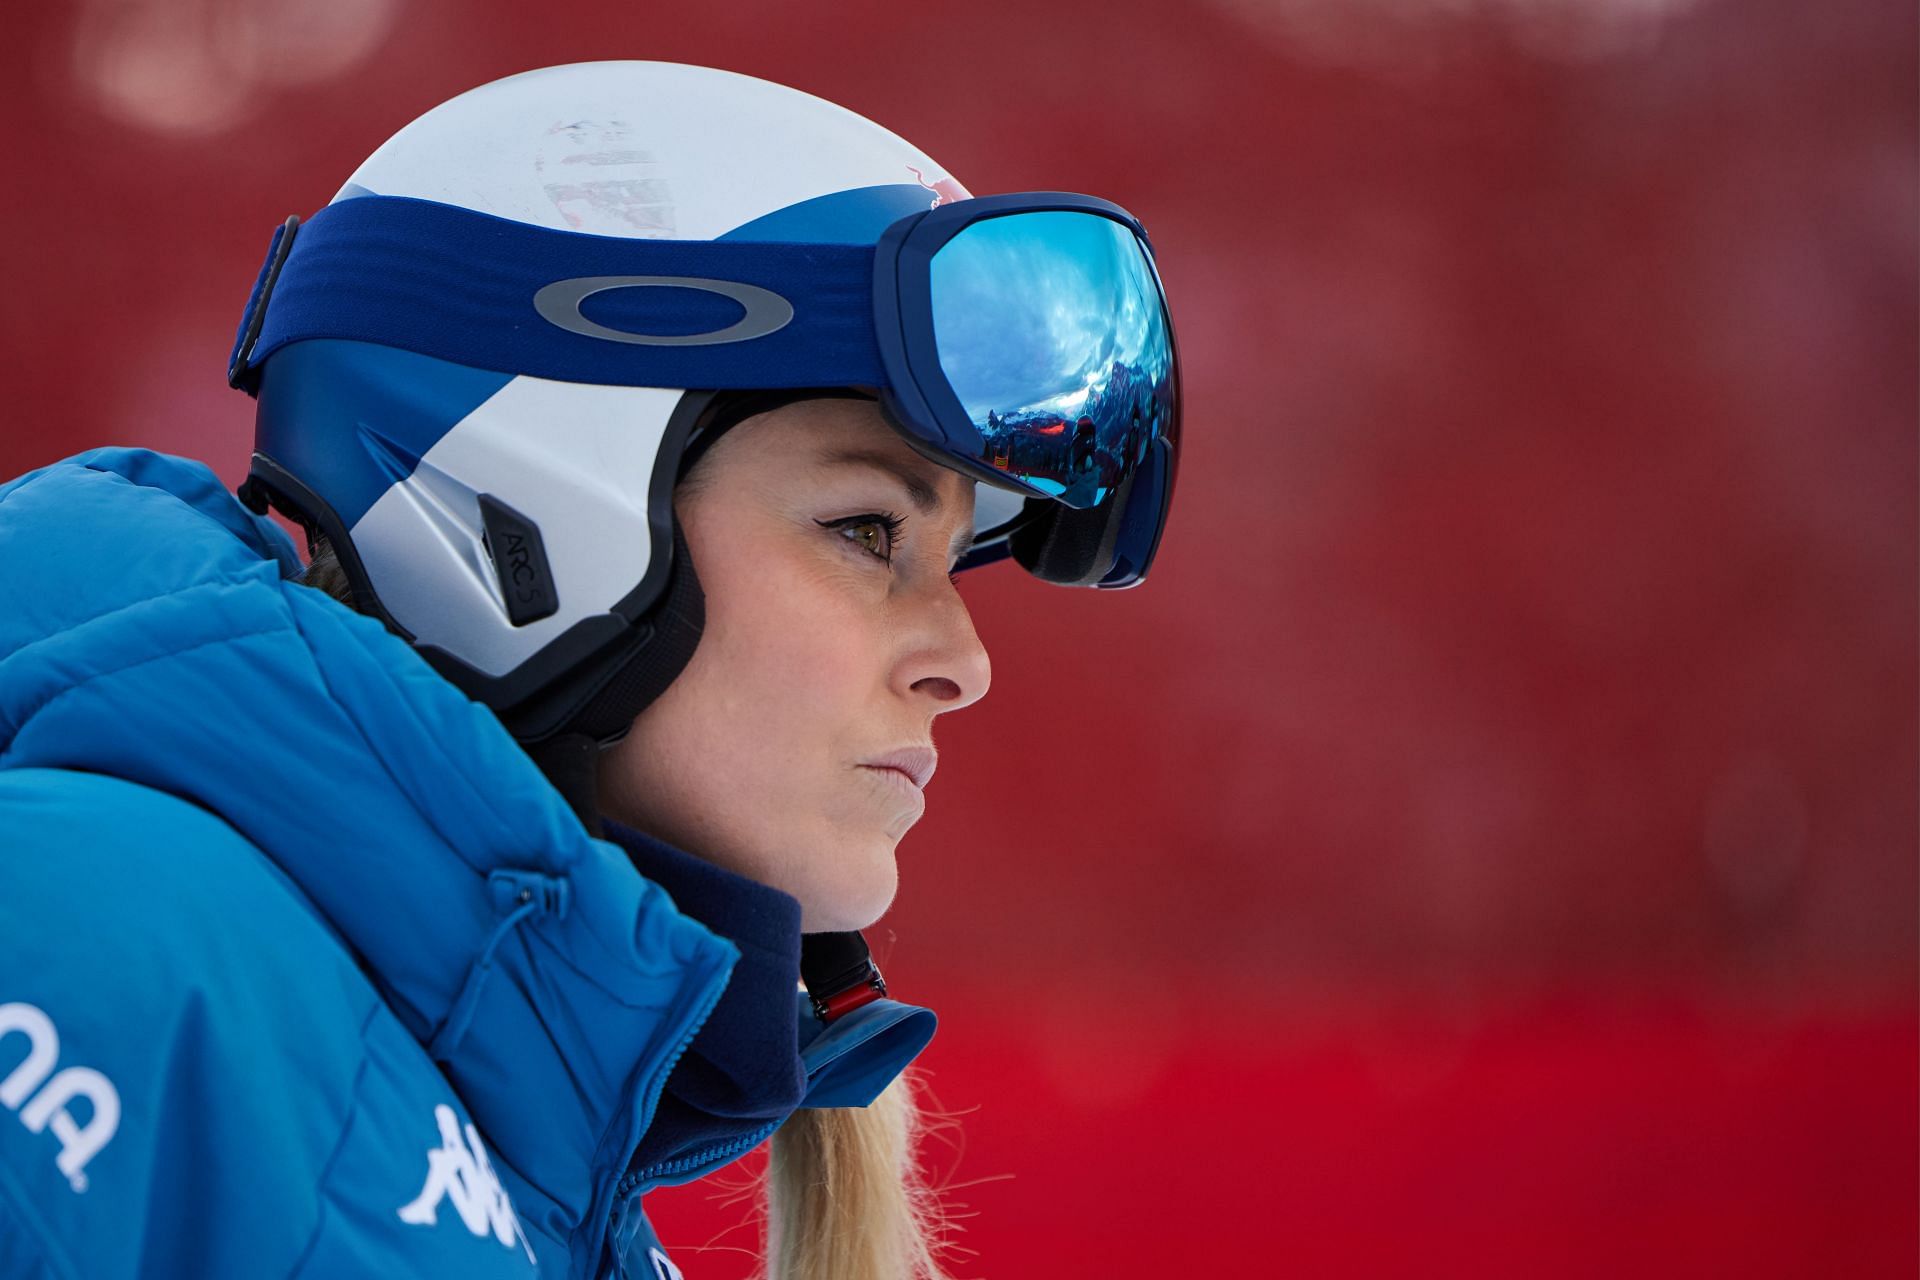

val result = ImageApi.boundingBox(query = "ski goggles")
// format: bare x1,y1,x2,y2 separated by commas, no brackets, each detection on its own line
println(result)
231,191,1180,587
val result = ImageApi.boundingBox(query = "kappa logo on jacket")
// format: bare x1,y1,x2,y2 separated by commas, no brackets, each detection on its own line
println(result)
398,1103,536,1262
0,1002,121,1194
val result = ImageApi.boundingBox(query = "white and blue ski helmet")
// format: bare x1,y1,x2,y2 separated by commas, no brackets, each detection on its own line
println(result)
230,61,1181,745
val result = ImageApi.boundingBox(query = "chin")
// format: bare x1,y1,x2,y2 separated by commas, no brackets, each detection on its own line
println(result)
802,840,899,933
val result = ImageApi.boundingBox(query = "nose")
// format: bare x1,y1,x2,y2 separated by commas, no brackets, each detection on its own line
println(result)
897,581,992,712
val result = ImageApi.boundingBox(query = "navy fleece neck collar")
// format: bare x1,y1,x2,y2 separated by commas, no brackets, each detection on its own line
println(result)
603,820,944,1183
604,820,809,1177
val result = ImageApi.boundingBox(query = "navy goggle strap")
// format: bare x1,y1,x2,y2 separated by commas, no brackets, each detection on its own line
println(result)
229,195,885,392
225,193,1177,588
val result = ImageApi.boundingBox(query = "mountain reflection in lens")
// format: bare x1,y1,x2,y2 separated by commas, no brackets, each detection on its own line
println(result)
929,211,1175,509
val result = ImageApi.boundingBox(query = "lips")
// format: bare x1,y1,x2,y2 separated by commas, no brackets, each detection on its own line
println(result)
861,746,937,790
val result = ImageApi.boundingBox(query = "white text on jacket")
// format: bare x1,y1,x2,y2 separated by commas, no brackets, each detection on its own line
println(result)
0,1001,121,1193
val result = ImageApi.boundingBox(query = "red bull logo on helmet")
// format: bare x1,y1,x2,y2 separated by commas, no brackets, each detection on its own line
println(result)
908,164,971,208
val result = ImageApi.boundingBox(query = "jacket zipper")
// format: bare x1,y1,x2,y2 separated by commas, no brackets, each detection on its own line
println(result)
598,952,735,1264
620,1118,781,1196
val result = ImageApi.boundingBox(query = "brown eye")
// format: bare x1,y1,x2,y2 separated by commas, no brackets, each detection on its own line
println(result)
818,513,905,563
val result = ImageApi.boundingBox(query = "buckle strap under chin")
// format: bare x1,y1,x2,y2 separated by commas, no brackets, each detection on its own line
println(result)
800,930,888,1025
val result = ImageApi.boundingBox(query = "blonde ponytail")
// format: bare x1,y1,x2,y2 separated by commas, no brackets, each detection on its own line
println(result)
766,1071,953,1280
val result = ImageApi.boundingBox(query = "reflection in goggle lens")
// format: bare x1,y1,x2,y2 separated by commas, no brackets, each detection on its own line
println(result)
929,211,1176,509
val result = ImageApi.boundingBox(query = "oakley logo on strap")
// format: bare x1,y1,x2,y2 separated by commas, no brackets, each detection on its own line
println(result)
533,276,794,346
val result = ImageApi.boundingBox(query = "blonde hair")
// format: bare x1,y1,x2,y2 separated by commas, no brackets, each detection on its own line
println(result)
293,541,959,1278
766,1070,954,1280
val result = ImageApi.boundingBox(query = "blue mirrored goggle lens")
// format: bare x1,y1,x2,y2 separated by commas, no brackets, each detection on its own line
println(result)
928,211,1176,510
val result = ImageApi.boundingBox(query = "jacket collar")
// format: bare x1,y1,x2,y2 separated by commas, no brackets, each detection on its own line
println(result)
605,822,939,1188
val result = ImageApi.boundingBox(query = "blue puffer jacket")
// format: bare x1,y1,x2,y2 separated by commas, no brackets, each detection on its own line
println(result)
0,449,934,1279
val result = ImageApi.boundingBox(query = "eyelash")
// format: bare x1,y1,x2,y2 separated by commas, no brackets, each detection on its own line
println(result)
819,512,907,564
817,513,966,588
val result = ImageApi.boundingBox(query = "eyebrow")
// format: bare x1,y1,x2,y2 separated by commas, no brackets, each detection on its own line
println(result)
815,447,944,515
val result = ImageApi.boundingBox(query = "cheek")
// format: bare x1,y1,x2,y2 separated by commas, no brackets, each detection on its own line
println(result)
600,509,913,929
668,527,892,814
704,553,874,710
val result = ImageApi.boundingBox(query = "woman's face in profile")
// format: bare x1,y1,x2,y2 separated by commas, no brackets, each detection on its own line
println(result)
598,398,992,931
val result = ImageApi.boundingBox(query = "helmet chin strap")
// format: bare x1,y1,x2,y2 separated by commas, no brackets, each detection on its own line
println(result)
524,733,606,837
800,929,889,1024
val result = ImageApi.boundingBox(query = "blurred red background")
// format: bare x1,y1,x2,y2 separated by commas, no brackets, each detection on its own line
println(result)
2,0,1913,1274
